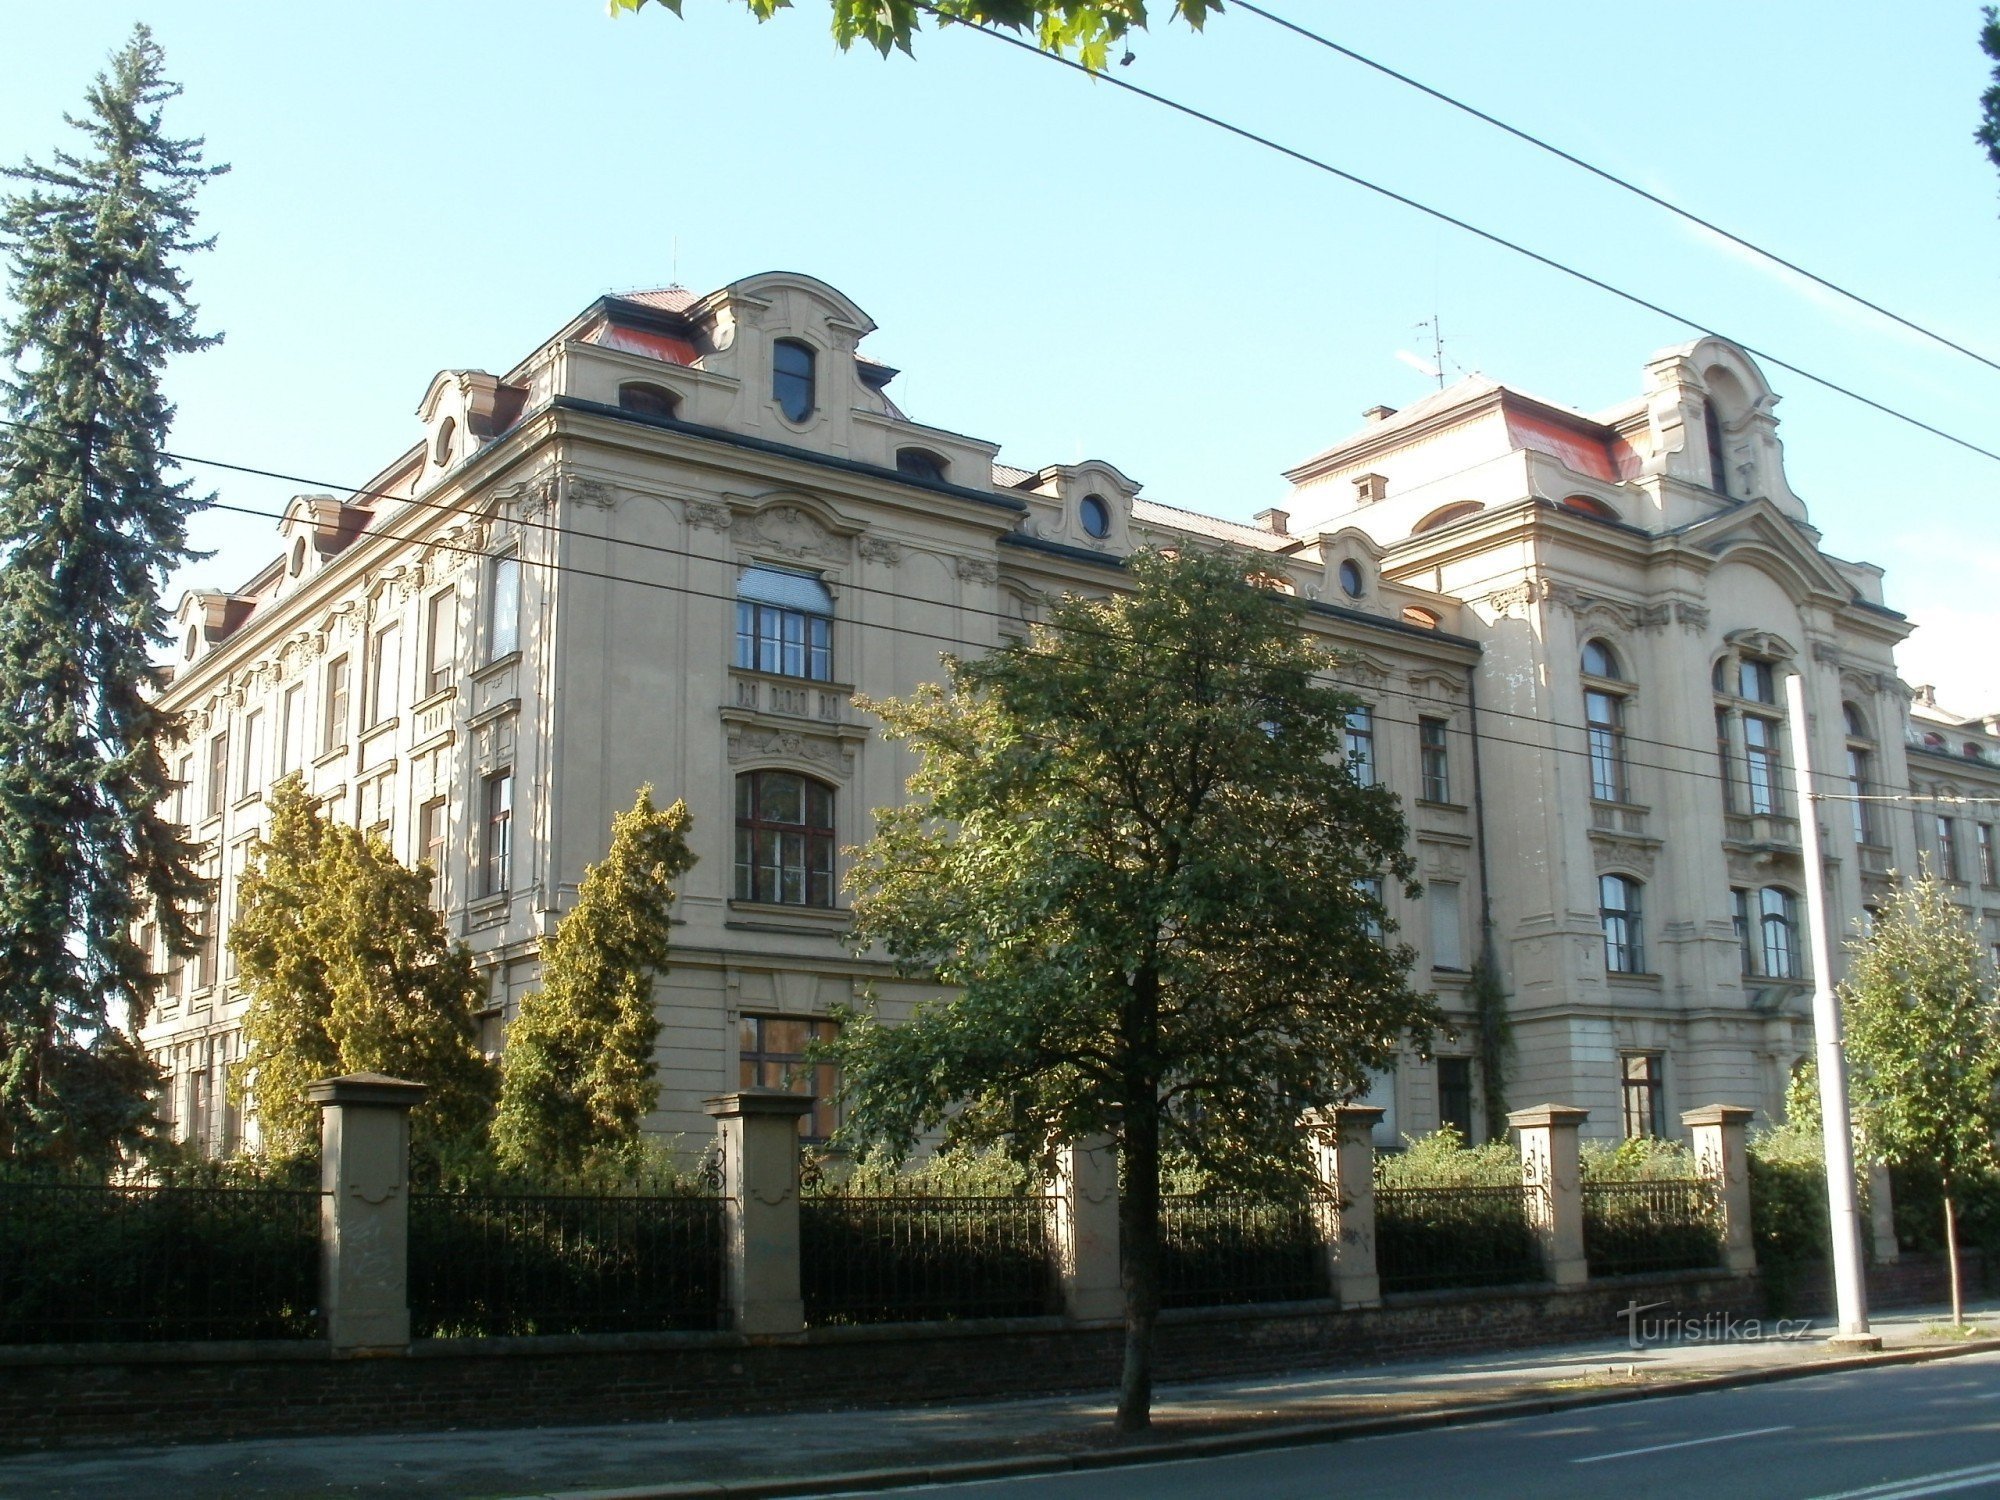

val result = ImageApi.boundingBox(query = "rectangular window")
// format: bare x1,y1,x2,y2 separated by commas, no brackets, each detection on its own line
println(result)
323,655,350,753
482,770,513,897
1936,815,1961,882
206,732,228,820
739,1014,840,1143
1344,705,1375,788
1848,746,1875,844
225,844,248,980
1621,1053,1665,1140
175,753,193,827
1429,880,1464,970
1760,887,1800,980
1743,715,1779,816
1715,707,1738,812
1586,690,1626,802
420,796,448,899
1731,888,1755,975
195,898,219,993
1600,874,1644,973
238,710,263,802
734,567,835,682
279,684,304,777
424,588,456,698
1437,1057,1474,1142
1419,716,1451,803
1980,824,1997,887
1354,875,1385,941
487,552,521,662
366,623,401,728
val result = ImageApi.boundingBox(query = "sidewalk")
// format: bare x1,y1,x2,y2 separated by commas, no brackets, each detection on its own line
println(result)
4,1301,1996,1500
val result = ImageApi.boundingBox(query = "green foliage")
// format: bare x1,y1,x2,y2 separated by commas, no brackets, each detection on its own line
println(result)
494,787,695,1174
1979,8,2000,181
231,776,497,1165
1374,1125,1522,1188
0,26,223,1170
612,0,1222,72
1747,1124,1834,1314
1579,1135,1701,1181
818,1143,1040,1197
1841,876,2000,1197
826,546,1437,1427
1468,954,1513,1140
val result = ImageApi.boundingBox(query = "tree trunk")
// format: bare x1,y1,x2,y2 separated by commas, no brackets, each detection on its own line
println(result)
1945,1193,1964,1328
1117,1095,1162,1434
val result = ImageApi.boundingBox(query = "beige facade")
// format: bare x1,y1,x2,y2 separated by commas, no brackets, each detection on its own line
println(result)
140,271,1990,1153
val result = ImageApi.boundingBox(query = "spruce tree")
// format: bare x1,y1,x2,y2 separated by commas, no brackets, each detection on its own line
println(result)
494,787,695,1174
0,27,223,1168
232,776,497,1166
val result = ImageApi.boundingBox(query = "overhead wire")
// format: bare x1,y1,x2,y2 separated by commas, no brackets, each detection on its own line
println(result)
1229,0,2000,377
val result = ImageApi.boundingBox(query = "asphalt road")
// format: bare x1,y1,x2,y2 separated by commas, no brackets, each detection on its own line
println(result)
888,1350,2000,1500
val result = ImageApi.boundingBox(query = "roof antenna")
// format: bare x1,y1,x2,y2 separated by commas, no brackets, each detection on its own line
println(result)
1415,315,1447,391
671,234,680,287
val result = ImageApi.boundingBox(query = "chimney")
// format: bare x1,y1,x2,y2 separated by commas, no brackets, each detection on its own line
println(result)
1253,507,1290,536
1362,405,1398,424
1352,473,1388,506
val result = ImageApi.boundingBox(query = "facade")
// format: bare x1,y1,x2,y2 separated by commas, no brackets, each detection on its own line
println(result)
139,271,1994,1153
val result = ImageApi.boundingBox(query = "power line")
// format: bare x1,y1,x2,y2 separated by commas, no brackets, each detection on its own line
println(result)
941,12,2000,465
1230,0,2000,378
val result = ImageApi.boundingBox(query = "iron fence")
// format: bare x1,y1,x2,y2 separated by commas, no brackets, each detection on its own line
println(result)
407,1190,728,1336
0,1179,321,1343
1158,1192,1329,1308
1582,1178,1723,1277
800,1194,1060,1325
1374,1183,1541,1293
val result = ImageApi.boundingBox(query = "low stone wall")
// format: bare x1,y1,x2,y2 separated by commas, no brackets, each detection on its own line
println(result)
1776,1250,1986,1320
0,1269,1758,1452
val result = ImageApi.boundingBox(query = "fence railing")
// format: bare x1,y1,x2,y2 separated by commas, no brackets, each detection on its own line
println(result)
1158,1192,1329,1308
407,1190,729,1337
1582,1178,1724,1277
1374,1183,1542,1293
0,1180,321,1343
799,1195,1060,1325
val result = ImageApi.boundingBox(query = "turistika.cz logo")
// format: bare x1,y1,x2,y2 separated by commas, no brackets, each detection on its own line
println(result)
1618,1300,1816,1350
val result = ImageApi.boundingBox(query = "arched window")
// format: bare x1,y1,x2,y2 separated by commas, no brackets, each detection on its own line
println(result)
895,447,948,483
1600,874,1644,973
1582,639,1628,803
1844,703,1877,845
772,339,816,423
1413,501,1483,535
1713,649,1784,816
1561,494,1619,522
618,382,679,419
735,565,833,681
735,770,836,907
1759,887,1801,979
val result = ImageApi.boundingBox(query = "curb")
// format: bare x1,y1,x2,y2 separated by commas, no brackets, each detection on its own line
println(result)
523,1336,2000,1500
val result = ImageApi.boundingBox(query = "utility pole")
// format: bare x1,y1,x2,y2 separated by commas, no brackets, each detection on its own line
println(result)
1785,670,1880,1350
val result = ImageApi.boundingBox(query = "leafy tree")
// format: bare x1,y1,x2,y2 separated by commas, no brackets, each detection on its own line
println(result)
829,547,1438,1431
613,0,1222,70
232,776,496,1164
494,787,696,1174
0,27,224,1169
1978,8,2000,180
1841,875,2000,1326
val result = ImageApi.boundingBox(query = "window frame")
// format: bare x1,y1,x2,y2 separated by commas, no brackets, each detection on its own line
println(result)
206,732,229,820
772,338,816,424
1758,886,1801,979
1621,1053,1666,1140
1344,704,1376,788
424,587,456,699
486,551,521,664
738,1014,840,1143
734,566,834,683
1600,873,1645,974
1437,1056,1475,1142
238,710,263,803
323,654,351,754
734,769,837,909
480,769,513,898
365,621,401,729
1936,814,1962,882
1419,715,1451,803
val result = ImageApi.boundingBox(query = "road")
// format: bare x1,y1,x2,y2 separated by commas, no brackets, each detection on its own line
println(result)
886,1350,2000,1500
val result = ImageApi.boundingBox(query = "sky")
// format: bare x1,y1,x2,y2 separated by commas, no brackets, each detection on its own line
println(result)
4,2,1998,711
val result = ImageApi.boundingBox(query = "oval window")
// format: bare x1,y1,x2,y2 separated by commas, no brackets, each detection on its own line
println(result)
183,626,198,661
1339,559,1365,598
1079,493,1111,539
434,417,456,467
289,536,308,577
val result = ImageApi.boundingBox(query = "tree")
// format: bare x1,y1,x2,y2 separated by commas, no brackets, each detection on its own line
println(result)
1840,875,2000,1326
0,27,223,1169
494,787,696,1174
232,777,496,1164
613,0,1222,70
829,547,1438,1431
1978,8,2000,181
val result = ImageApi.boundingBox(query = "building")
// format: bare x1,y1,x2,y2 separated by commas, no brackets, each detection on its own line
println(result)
140,271,1999,1153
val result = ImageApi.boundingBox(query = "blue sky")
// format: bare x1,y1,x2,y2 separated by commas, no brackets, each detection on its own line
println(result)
6,1,1998,708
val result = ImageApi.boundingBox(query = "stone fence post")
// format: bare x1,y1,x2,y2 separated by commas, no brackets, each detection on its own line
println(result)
1049,1136,1122,1322
1683,1104,1757,1273
1510,1104,1589,1286
308,1072,425,1354
1307,1104,1383,1307
706,1090,811,1337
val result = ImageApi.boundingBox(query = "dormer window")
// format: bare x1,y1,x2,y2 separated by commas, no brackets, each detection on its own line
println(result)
434,417,456,468
1704,401,1730,497
1338,560,1365,598
618,382,679,420
895,447,948,483
1079,493,1112,539
288,536,308,577
773,339,816,423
